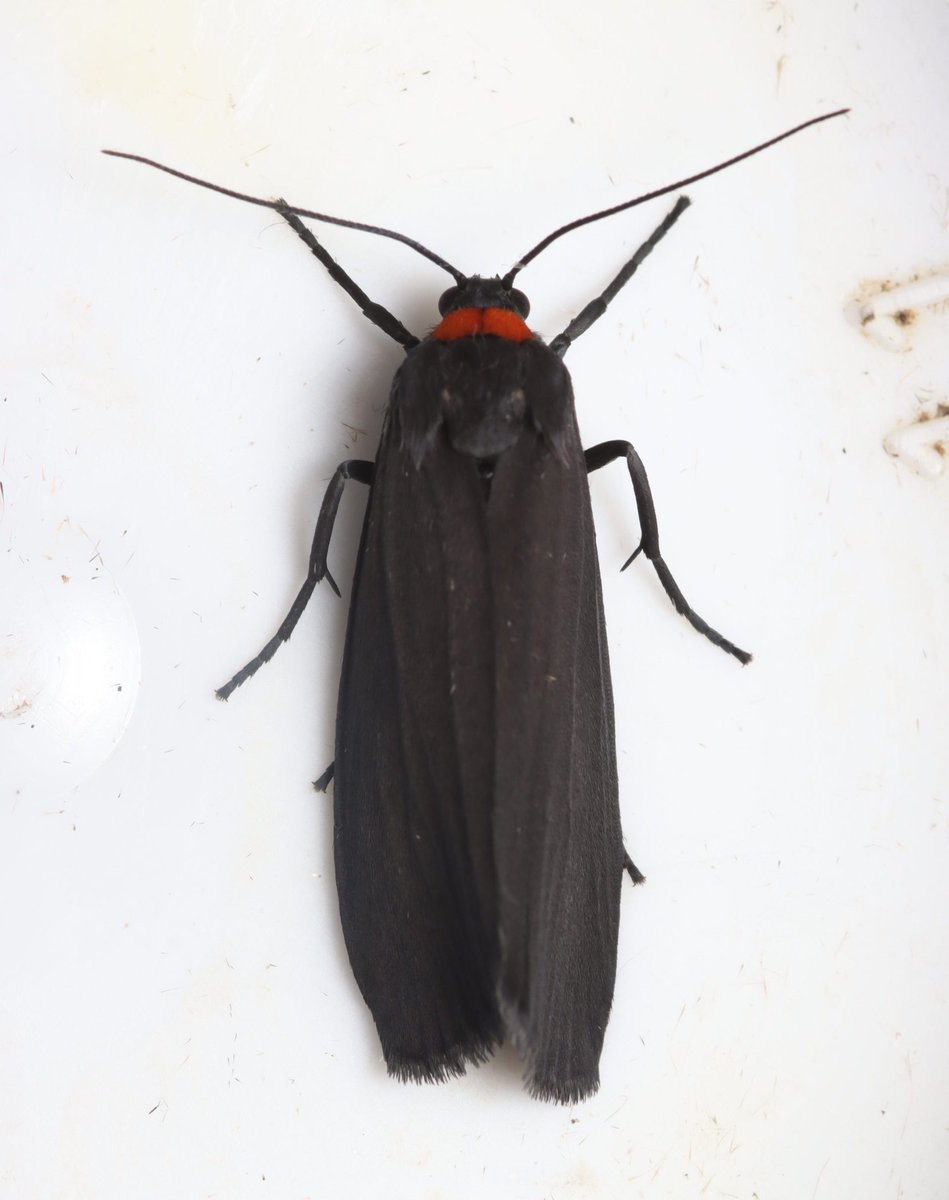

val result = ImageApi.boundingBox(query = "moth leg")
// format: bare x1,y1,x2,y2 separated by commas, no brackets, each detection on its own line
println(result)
277,207,420,351
623,851,645,885
584,440,752,665
313,762,335,792
548,196,691,357
216,459,375,700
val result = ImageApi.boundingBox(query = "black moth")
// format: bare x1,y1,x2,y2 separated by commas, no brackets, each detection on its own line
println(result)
106,109,845,1103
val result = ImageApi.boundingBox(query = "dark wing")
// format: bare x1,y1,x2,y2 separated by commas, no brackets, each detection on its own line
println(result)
489,403,624,1104
333,417,503,1081
334,337,623,1101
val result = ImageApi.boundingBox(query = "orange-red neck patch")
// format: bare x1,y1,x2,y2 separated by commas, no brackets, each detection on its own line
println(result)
432,307,533,343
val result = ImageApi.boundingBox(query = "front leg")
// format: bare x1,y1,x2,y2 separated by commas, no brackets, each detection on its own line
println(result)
585,440,751,665
548,197,690,357
217,459,374,700
277,208,420,351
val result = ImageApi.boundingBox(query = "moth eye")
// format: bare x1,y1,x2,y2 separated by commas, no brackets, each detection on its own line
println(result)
438,286,460,316
509,289,530,318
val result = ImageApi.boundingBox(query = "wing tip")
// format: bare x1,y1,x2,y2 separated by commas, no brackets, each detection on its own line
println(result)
384,1030,502,1087
498,991,603,1104
524,1069,600,1105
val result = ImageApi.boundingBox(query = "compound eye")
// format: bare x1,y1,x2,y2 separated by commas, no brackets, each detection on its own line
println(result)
438,286,461,316
509,288,530,318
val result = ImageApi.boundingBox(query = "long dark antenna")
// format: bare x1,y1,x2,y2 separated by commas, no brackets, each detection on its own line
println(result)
501,109,849,287
101,149,466,284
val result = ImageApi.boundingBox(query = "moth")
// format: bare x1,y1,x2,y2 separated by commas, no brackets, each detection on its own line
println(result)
105,108,846,1102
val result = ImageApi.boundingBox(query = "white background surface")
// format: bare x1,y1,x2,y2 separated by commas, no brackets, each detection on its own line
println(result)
2,2,948,1197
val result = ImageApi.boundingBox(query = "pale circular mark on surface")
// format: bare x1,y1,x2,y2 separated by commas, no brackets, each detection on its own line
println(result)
0,519,141,799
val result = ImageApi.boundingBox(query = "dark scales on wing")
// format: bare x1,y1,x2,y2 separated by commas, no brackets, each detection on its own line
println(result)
333,333,622,1102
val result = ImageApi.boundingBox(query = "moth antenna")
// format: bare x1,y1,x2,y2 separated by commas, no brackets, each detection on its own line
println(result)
502,108,850,287
101,149,466,283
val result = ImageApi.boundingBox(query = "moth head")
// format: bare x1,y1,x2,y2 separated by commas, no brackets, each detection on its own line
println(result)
437,276,530,319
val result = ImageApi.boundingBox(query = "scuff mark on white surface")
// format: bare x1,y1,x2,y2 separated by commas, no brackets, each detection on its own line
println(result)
884,405,949,478
850,272,949,352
